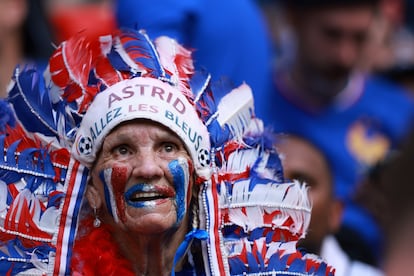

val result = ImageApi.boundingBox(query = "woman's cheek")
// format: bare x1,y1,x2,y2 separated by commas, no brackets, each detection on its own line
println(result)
168,157,193,225
98,164,131,223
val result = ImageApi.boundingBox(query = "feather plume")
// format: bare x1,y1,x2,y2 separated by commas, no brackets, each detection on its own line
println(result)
191,69,211,99
0,239,52,275
206,82,254,148
0,100,15,133
48,33,99,113
194,85,216,124
107,28,166,80
215,83,254,137
8,65,57,137
94,56,125,89
155,36,194,98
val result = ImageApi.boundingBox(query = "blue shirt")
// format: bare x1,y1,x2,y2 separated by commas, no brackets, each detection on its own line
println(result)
255,73,414,257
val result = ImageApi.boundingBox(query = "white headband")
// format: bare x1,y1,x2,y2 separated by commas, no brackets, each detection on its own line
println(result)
72,77,211,179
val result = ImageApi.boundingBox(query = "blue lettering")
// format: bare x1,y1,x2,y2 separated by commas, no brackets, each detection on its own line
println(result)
113,107,122,119
90,127,97,141
94,122,102,136
165,110,174,120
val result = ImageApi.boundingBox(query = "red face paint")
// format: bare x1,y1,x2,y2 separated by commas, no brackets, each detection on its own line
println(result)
110,165,129,223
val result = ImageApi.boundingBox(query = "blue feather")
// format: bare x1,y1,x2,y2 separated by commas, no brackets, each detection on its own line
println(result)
267,252,282,271
8,65,57,137
0,239,53,275
250,228,264,241
190,69,211,101
195,85,216,123
108,28,167,79
207,120,231,147
276,253,290,271
288,257,307,272
106,44,131,73
256,247,265,271
0,100,15,132
0,137,56,187
47,192,64,208
246,251,259,272
0,139,20,183
228,257,248,274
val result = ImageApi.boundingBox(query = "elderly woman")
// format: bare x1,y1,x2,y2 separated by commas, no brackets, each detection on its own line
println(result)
0,28,334,275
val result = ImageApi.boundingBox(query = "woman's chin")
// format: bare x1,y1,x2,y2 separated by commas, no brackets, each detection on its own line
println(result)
121,200,179,234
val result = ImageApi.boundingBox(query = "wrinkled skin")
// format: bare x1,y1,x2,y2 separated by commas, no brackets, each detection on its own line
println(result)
87,119,195,275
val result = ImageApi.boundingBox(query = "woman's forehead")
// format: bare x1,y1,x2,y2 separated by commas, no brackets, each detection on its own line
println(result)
105,119,185,147
110,119,179,136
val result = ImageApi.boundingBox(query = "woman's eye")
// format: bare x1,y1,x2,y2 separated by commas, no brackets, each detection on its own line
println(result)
162,142,177,153
115,145,129,155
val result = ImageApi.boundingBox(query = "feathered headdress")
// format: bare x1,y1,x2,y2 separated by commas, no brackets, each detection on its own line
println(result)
200,117,335,275
1,28,334,275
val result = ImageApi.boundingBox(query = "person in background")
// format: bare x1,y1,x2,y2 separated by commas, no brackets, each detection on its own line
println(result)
377,131,414,276
44,0,116,43
256,0,414,266
356,127,414,275
364,0,414,96
115,0,274,97
276,134,384,276
0,0,54,97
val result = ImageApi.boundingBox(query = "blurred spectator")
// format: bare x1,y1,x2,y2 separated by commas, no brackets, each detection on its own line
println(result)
256,0,414,267
0,0,54,97
363,0,414,96
276,134,383,276
356,128,414,275
115,0,274,96
45,0,116,43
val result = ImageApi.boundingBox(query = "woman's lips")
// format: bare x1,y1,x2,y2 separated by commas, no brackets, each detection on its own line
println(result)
124,184,175,207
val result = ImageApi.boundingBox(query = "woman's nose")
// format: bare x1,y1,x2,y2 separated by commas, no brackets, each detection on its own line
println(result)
130,151,164,179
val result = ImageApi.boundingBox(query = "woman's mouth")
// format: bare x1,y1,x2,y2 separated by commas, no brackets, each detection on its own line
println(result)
125,184,175,207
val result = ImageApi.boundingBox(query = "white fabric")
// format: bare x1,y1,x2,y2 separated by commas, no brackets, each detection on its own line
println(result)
321,235,384,276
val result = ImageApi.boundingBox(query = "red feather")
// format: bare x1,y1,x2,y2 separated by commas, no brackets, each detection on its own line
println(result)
71,218,135,275
48,33,100,112
95,56,124,87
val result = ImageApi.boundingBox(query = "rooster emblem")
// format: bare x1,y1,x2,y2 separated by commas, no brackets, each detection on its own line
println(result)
346,121,390,166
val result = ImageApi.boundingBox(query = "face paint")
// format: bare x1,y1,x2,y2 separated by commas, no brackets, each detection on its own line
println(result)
98,158,193,226
99,165,129,223
168,157,191,225
124,184,175,208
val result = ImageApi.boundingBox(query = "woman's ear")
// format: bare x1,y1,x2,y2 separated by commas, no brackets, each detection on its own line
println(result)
86,185,103,209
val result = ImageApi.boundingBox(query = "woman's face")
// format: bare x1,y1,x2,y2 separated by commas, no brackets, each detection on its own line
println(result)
89,120,194,234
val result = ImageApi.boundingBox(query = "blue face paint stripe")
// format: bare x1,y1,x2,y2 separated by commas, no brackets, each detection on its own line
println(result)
99,170,115,219
168,159,186,225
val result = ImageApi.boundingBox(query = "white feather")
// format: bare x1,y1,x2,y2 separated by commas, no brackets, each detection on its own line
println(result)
99,34,113,56
222,180,311,237
28,249,48,272
155,36,180,85
38,207,60,234
224,146,260,174
0,180,8,213
215,83,254,140
266,241,297,259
